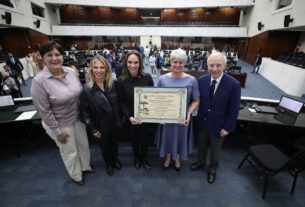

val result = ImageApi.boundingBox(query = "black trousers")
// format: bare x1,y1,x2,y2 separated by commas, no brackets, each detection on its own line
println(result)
129,124,150,162
197,122,225,171
97,128,119,166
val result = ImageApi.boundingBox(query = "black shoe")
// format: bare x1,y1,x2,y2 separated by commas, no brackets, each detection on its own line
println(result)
175,161,181,171
207,171,216,184
162,163,170,170
106,165,114,176
189,162,204,171
82,168,96,175
142,161,151,171
113,160,122,171
135,159,141,170
162,157,171,169
72,179,84,186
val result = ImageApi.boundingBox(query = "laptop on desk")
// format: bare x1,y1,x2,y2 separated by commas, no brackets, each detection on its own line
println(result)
273,95,304,126
254,95,304,116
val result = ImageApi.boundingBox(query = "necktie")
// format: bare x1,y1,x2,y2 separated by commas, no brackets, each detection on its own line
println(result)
11,58,15,64
209,80,217,102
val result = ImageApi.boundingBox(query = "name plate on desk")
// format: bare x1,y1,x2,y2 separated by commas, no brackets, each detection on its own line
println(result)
134,87,188,123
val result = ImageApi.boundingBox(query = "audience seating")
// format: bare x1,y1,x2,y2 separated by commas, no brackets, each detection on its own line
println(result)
277,52,305,68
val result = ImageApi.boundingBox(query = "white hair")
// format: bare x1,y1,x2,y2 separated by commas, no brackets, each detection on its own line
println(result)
207,52,227,65
170,48,187,62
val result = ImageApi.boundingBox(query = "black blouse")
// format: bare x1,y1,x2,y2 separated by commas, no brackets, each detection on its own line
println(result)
117,73,154,118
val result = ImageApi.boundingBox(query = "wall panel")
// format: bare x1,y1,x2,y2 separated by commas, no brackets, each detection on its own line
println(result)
245,31,301,65
0,28,49,58
60,6,141,23
161,8,240,24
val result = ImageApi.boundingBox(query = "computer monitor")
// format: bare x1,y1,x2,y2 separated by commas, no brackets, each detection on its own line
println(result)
278,96,304,115
0,95,15,107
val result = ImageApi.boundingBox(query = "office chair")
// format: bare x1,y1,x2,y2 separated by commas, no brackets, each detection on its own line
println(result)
238,144,305,199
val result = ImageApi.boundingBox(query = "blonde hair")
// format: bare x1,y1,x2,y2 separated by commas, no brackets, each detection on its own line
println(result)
88,55,113,89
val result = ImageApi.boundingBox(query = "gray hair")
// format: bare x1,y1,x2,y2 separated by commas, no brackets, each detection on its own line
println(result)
207,52,227,65
170,48,187,62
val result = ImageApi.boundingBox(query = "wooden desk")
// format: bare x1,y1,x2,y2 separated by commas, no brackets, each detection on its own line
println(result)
0,101,40,157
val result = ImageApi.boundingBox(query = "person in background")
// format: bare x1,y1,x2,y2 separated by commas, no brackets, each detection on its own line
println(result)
144,46,150,65
31,41,94,186
251,52,262,74
155,52,163,77
164,54,170,68
149,53,156,77
155,48,200,171
68,62,80,77
26,51,38,78
3,65,23,97
6,52,26,86
190,52,241,184
33,51,44,72
115,59,123,79
1,69,22,98
117,50,154,170
80,55,122,176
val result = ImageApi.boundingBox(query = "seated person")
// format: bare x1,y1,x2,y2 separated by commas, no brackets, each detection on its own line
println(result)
3,65,22,91
1,71,23,98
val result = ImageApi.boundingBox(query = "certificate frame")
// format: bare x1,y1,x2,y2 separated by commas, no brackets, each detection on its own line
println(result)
134,87,188,124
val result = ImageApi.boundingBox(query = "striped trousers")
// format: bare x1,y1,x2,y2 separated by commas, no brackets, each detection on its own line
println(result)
42,120,91,180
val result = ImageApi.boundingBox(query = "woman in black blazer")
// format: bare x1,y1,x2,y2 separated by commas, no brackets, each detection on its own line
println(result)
80,55,122,176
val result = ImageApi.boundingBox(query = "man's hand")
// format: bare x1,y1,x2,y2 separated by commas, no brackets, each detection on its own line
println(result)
220,129,229,137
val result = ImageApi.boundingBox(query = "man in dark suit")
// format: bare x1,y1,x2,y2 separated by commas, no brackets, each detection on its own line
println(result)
190,52,241,184
251,53,262,74
6,52,26,85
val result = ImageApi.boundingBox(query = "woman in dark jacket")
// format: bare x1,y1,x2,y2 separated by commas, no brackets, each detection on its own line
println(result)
80,55,122,176
117,50,154,170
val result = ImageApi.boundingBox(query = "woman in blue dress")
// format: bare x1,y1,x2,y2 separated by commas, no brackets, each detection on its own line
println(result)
155,48,200,171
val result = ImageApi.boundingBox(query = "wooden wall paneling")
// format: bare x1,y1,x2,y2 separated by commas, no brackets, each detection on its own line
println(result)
236,39,248,60
161,8,240,24
264,31,300,59
245,32,269,64
55,36,92,50
212,38,239,51
0,28,29,57
245,31,301,65
27,29,49,52
60,6,141,23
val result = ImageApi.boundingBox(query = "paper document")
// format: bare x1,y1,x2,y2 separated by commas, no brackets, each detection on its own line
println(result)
0,95,15,107
15,111,37,120
248,108,256,113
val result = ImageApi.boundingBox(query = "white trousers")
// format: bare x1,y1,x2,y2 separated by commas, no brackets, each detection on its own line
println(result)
42,120,91,180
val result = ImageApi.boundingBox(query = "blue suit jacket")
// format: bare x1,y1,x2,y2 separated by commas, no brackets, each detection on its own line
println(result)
197,73,241,138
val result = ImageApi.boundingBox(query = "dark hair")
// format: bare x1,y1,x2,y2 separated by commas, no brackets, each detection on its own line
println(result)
39,41,65,57
122,50,145,80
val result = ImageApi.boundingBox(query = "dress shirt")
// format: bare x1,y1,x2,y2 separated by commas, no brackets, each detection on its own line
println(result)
31,66,83,136
210,72,223,95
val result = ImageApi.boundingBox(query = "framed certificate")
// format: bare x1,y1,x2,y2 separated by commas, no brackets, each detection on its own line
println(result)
134,87,188,124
